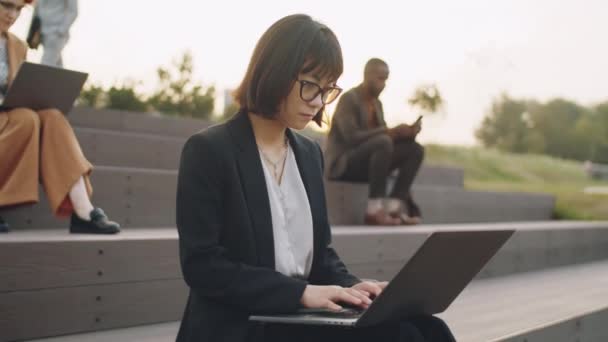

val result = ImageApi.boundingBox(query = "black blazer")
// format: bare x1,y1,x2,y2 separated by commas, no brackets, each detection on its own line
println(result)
175,111,361,342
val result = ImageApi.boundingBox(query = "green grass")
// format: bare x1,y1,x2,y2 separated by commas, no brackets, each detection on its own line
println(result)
425,144,608,220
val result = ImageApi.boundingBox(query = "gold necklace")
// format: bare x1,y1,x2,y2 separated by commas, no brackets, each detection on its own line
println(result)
259,136,289,182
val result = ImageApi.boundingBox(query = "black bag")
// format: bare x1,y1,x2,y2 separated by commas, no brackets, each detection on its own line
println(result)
26,15,41,49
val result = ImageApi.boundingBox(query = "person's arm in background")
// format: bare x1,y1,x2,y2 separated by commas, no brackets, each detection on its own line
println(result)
377,101,421,141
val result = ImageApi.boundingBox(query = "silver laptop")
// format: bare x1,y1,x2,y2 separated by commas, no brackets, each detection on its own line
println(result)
250,229,514,328
1,62,88,114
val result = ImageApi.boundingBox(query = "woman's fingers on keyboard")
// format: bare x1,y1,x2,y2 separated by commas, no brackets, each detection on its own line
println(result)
302,285,374,312
325,299,342,311
347,288,372,305
377,281,389,290
335,288,363,305
351,281,383,298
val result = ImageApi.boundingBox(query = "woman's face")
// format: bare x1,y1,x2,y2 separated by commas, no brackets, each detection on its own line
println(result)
277,71,338,130
0,0,24,33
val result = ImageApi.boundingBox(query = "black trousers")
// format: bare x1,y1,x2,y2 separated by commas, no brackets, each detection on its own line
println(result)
259,315,456,342
338,135,424,215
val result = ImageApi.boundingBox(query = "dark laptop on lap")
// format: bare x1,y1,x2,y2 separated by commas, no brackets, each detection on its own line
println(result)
1,62,88,114
250,229,514,328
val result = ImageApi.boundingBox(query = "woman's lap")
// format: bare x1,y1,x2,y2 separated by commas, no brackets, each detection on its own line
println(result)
260,315,455,342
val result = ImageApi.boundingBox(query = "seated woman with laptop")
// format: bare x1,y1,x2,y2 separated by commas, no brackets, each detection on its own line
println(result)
0,0,119,234
175,13,455,342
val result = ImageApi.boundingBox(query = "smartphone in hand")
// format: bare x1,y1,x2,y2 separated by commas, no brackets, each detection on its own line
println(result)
413,115,422,134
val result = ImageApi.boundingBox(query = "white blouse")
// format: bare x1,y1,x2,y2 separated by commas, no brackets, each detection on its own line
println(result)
259,144,314,278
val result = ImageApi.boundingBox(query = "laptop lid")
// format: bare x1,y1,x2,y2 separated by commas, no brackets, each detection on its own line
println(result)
2,62,88,114
250,229,514,327
356,229,514,327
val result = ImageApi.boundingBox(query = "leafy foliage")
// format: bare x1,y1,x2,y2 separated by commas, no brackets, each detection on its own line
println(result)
476,94,608,163
408,84,444,114
78,52,215,119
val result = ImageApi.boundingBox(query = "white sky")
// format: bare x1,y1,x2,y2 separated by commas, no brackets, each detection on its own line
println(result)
12,0,608,145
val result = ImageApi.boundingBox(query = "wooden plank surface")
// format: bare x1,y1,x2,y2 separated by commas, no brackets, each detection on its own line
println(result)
439,260,608,342
0,238,180,292
27,261,608,342
3,221,608,243
67,107,210,138
501,307,608,342
3,222,608,292
0,279,187,342
28,322,181,342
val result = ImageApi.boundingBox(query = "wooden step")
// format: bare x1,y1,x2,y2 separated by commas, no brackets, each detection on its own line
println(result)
1,166,471,231
326,181,555,225
74,127,465,188
25,261,608,342
67,107,210,138
2,222,608,340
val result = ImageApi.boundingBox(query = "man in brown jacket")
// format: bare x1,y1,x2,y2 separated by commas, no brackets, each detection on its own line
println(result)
325,58,423,225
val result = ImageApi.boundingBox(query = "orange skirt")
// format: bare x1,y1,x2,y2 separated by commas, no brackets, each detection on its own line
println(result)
0,107,93,217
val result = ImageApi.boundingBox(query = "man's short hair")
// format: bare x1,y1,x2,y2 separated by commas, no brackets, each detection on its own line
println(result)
364,58,388,78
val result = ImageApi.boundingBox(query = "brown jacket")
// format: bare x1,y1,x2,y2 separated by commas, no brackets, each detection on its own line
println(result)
325,86,388,179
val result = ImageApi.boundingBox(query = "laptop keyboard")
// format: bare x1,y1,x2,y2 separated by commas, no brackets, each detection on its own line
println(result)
312,308,363,318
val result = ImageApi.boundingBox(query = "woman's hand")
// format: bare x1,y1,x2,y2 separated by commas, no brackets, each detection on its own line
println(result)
300,285,373,311
351,280,388,299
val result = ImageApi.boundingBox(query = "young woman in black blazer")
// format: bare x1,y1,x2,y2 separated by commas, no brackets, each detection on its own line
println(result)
175,14,455,342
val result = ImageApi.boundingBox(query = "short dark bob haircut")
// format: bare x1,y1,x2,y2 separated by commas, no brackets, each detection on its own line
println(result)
233,14,343,127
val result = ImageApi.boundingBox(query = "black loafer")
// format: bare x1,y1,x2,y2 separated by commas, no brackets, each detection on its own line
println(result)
70,208,120,234
0,216,8,233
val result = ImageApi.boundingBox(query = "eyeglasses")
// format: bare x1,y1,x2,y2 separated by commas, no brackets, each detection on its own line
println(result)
0,1,24,13
298,80,342,105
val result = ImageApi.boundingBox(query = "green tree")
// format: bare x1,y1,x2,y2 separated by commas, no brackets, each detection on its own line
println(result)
105,82,147,112
78,81,147,112
147,51,215,119
475,94,532,153
78,83,105,108
408,84,444,116
529,99,587,160
476,95,608,162
589,102,608,163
